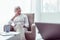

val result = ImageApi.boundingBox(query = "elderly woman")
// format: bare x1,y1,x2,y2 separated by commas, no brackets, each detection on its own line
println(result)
8,6,29,40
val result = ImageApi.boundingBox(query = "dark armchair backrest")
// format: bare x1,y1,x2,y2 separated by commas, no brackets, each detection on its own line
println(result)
25,14,34,31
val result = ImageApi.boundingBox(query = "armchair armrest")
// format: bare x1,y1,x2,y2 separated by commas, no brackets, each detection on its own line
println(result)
25,23,36,40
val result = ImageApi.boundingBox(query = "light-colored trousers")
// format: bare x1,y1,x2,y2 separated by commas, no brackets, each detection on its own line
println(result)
14,24,27,40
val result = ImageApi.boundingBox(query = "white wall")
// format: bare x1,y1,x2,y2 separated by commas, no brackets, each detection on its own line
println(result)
0,0,31,24
40,13,60,24
0,0,32,32
32,0,41,22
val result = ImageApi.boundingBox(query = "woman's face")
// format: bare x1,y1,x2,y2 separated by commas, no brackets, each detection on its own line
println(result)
15,8,21,15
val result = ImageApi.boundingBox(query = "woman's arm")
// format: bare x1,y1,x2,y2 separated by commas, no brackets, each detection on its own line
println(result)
8,14,17,25
24,15,29,28
11,14,18,21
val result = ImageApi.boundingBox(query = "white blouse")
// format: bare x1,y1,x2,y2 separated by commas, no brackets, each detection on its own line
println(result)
8,14,29,27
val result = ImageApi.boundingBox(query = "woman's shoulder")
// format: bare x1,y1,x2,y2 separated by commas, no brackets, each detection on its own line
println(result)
21,14,27,17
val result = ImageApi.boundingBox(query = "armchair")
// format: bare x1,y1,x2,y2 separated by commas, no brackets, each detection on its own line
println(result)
10,14,36,40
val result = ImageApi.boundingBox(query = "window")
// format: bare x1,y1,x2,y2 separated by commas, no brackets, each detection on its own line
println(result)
41,0,60,13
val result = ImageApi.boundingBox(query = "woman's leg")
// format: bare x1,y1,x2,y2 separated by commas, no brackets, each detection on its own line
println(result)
14,24,26,40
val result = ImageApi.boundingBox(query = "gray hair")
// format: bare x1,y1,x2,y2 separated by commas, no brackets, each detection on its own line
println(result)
15,6,21,12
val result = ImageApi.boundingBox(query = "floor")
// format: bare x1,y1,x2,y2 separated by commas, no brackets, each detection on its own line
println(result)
36,27,44,40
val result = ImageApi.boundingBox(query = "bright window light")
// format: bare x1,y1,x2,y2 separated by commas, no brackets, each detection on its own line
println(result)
41,0,59,13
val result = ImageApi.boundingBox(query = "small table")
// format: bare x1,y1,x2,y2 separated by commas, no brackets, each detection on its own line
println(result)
0,32,20,40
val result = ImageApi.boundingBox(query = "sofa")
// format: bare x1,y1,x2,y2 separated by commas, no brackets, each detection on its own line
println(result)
35,22,60,40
